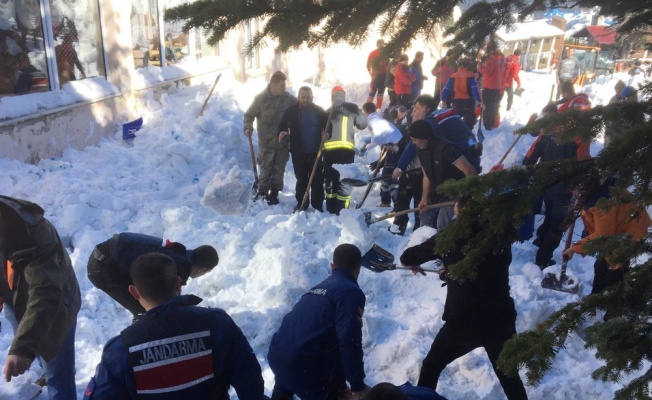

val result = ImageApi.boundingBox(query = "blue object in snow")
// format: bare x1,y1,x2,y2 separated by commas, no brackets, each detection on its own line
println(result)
123,117,143,140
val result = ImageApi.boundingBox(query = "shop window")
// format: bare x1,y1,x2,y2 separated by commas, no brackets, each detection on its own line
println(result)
52,0,106,86
162,0,190,65
0,0,106,98
131,0,161,69
0,0,48,96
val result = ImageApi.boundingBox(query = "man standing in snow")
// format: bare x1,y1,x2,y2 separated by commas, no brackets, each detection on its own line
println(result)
366,39,388,109
503,49,522,111
278,86,329,212
432,49,454,107
556,48,581,99
440,57,482,129
87,233,218,321
268,244,371,400
83,253,265,399
244,71,296,205
323,86,368,214
477,40,505,130
0,195,81,400
400,196,528,400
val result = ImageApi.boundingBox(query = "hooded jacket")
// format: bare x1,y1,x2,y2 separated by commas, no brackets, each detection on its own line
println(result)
0,196,81,361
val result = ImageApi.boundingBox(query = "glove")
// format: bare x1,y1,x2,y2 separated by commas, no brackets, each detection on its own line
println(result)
355,147,367,157
362,136,372,144
438,265,448,283
369,160,378,170
381,143,399,153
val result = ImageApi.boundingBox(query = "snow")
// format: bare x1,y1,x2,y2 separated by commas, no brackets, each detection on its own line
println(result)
495,19,565,42
0,56,647,399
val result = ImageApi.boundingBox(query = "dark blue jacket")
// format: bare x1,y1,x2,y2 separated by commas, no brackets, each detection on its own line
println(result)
267,269,366,392
100,233,194,284
425,108,482,172
83,295,265,400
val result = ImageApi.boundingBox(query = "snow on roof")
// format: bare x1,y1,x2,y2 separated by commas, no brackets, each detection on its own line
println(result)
572,25,618,45
496,19,565,42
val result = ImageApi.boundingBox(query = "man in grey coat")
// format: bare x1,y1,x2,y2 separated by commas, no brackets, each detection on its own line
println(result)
244,71,296,205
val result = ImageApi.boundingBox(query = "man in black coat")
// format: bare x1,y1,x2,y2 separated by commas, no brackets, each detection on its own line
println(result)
400,197,528,400
87,233,218,320
279,86,329,211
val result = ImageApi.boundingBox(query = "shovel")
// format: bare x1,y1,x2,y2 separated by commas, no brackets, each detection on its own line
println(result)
541,216,581,294
490,112,538,171
355,147,388,209
477,115,485,143
342,168,421,187
364,200,456,226
361,244,440,273
247,135,260,200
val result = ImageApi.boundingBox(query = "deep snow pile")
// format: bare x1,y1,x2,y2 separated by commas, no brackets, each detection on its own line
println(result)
0,66,647,399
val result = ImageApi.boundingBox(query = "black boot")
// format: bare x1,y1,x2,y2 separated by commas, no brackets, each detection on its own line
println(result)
267,189,280,205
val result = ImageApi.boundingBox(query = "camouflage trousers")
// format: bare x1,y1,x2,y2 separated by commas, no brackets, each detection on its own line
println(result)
257,145,290,193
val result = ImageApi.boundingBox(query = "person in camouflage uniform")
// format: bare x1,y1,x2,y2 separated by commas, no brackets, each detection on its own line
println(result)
244,71,296,205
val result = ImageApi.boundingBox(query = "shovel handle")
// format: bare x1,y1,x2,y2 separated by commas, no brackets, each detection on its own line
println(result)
196,73,222,118
356,147,389,209
301,106,335,207
247,135,258,182
368,200,456,225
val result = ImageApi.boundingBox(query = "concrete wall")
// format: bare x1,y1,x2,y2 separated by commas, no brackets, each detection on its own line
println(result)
0,96,124,163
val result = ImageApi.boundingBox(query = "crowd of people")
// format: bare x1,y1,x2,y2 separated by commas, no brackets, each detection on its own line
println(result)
0,37,649,400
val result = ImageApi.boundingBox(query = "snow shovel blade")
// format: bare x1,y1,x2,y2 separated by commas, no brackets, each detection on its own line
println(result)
541,272,581,294
364,212,372,226
251,181,260,201
341,178,369,187
361,245,395,272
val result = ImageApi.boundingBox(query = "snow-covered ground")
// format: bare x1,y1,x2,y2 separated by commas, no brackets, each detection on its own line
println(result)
0,59,648,399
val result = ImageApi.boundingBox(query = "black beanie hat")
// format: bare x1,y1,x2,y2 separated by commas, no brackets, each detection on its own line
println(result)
409,119,433,140
192,245,219,270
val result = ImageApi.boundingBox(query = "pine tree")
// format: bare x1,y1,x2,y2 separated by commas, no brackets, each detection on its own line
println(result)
166,0,652,397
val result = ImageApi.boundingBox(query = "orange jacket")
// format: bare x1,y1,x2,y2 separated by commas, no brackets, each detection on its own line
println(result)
477,52,505,90
571,192,651,269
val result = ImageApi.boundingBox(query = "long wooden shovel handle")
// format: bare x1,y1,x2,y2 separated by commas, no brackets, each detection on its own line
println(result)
370,200,456,225
496,134,523,166
247,135,258,181
196,73,222,118
301,107,335,207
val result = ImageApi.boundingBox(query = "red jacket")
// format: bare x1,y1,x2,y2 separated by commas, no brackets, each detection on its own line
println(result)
367,49,387,77
394,63,416,95
432,58,454,84
504,54,521,87
477,52,505,90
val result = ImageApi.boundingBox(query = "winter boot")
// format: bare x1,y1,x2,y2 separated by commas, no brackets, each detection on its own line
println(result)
267,189,280,205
